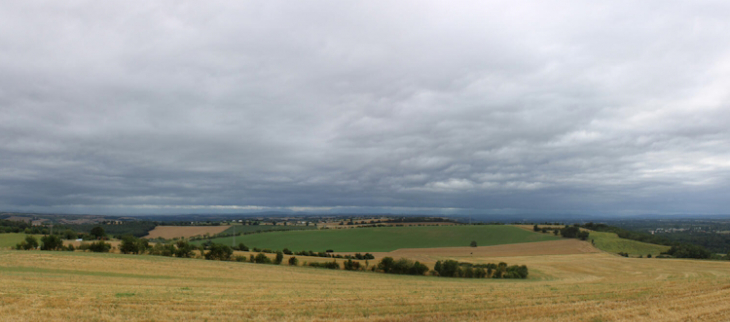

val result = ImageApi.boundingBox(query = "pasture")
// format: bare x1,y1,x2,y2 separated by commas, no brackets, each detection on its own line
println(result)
1,250,729,321
199,225,560,252
588,231,670,256
0,233,29,249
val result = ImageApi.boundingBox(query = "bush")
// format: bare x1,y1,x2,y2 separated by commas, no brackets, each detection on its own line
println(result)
17,236,39,250
237,243,249,251
274,251,284,265
343,259,362,271
235,256,247,262
253,253,272,264
88,240,111,253
288,256,299,266
175,240,196,258
470,241,477,247
205,244,233,261
65,244,75,251
41,235,63,251
377,257,428,275
308,261,339,269
119,235,140,254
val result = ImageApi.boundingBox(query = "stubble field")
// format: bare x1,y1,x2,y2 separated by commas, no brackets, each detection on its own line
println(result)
1,248,729,321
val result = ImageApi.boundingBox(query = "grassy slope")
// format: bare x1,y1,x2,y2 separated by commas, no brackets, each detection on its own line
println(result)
589,231,670,256
199,225,560,252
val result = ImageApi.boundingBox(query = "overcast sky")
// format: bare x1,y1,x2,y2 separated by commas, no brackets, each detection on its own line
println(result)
1,1,729,216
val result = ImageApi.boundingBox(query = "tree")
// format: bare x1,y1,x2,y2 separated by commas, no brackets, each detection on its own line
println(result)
90,226,105,239
119,235,140,254
41,235,63,251
63,229,77,240
288,256,299,266
175,240,196,258
17,235,39,250
254,253,272,264
205,244,233,261
274,251,284,264
88,240,111,252
470,241,477,247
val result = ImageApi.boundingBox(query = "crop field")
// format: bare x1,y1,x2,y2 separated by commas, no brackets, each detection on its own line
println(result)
1,250,729,321
144,226,230,239
199,225,560,252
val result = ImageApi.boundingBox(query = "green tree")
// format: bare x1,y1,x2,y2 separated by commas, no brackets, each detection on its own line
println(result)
205,244,233,261
88,240,111,252
119,235,140,254
175,240,196,258
63,229,77,240
288,256,299,266
274,251,284,264
18,235,39,250
470,241,477,247
90,226,105,239
41,235,63,251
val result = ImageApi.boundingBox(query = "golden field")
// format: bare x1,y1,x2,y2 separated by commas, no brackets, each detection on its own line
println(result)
1,248,730,321
144,226,230,239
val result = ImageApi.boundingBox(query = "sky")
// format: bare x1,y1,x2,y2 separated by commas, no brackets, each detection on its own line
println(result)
1,1,729,216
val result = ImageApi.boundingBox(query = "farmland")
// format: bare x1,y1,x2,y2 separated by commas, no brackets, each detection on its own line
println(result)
199,225,560,252
589,231,670,256
144,226,230,239
0,233,31,248
1,249,729,321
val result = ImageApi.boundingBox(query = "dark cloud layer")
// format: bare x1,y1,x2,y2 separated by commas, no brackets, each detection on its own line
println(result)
1,1,729,215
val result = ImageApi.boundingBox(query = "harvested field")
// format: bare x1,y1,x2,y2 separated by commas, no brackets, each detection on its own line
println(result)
342,239,599,263
144,226,229,239
1,250,730,321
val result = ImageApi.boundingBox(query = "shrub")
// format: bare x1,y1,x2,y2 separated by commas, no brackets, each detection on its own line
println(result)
288,256,299,266
253,253,272,264
88,240,111,253
119,235,140,254
343,259,362,271
309,261,339,269
175,240,196,258
470,241,477,247
234,256,247,262
205,244,233,261
274,251,284,265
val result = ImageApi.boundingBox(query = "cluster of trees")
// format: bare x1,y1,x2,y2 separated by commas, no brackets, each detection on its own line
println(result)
533,224,589,240
661,244,712,259
433,260,529,279
15,235,76,251
308,261,340,269
376,257,429,275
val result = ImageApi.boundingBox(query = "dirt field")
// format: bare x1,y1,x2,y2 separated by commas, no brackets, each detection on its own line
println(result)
144,226,229,239
1,250,729,321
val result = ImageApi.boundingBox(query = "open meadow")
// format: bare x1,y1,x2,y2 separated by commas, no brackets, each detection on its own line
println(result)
1,249,729,321
199,225,559,252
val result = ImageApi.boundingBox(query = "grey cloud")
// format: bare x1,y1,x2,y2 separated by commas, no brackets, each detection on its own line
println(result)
1,1,729,215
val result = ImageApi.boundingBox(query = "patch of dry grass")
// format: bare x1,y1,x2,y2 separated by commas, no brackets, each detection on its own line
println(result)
1,250,729,321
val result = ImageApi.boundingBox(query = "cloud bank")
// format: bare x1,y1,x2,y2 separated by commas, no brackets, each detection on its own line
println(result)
1,1,729,215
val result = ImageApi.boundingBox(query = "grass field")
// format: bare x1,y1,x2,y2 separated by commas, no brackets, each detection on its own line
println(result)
0,233,43,249
588,231,670,256
198,225,560,252
1,250,729,321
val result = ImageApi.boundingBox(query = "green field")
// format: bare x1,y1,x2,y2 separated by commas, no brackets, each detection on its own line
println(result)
0,233,33,249
589,231,670,256
198,225,560,252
